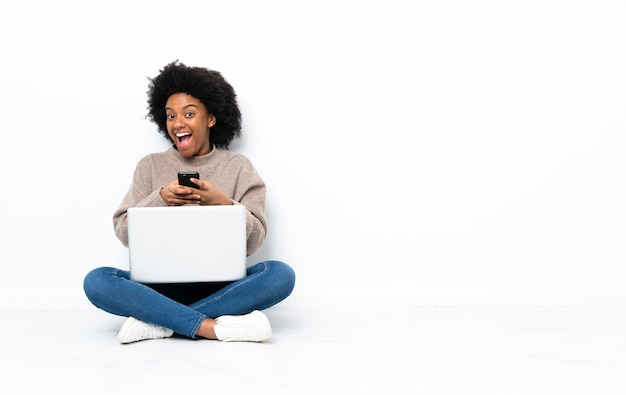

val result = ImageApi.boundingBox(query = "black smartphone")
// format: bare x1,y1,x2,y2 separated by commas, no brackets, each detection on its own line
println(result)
178,171,200,188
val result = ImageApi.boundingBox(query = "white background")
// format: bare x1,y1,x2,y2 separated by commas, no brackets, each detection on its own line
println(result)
0,0,624,309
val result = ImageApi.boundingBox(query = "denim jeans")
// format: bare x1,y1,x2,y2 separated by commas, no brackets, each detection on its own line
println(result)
83,260,295,338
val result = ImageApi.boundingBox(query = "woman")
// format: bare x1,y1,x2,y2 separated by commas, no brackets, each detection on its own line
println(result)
83,61,296,344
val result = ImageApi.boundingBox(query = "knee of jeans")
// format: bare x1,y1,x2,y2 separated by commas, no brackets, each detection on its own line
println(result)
267,260,296,295
83,267,114,303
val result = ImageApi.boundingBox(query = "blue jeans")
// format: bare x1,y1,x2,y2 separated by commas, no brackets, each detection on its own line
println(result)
83,261,295,338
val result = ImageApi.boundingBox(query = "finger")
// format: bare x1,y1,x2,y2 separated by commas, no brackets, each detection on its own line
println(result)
176,193,201,202
173,186,195,195
193,179,212,190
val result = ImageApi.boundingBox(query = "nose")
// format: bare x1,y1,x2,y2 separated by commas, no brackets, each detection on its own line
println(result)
172,115,185,129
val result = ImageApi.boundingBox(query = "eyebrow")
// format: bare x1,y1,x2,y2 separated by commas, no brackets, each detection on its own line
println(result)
165,104,200,111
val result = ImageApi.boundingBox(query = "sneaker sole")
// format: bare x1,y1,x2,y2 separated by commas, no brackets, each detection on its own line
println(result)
117,316,139,344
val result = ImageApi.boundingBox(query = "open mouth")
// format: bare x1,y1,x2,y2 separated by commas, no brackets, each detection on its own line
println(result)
176,132,192,149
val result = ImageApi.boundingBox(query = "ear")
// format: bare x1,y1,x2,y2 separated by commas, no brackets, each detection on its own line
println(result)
208,114,217,128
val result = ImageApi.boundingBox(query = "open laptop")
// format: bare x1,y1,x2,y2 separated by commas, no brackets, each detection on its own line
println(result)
127,205,247,283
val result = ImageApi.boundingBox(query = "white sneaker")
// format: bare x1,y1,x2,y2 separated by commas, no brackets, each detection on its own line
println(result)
117,316,174,344
214,310,272,342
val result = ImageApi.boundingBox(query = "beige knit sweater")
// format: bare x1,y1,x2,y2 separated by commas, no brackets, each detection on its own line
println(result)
113,145,267,256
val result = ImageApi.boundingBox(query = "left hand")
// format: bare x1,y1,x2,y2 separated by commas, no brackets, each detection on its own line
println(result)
185,177,233,206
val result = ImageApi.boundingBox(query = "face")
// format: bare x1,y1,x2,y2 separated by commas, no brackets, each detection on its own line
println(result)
165,93,216,157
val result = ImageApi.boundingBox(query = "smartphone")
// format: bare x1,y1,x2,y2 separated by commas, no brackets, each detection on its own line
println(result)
178,171,200,188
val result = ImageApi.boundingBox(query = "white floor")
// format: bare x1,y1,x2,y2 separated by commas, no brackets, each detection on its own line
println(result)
1,296,626,395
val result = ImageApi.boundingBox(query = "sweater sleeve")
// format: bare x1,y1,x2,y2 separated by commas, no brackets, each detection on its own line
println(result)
234,158,268,256
113,156,166,247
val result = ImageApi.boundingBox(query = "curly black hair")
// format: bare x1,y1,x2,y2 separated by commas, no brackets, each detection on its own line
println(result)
146,61,242,149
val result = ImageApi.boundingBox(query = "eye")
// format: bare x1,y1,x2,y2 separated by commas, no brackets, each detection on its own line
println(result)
185,112,195,118
166,114,175,120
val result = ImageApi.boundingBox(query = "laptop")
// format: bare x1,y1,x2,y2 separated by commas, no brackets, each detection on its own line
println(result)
127,205,247,283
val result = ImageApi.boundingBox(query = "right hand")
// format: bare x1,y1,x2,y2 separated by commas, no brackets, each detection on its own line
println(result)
159,179,202,206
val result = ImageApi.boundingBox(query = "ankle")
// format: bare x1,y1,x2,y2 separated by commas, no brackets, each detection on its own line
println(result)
195,318,218,340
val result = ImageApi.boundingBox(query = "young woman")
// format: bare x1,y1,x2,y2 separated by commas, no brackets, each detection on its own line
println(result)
83,61,295,344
